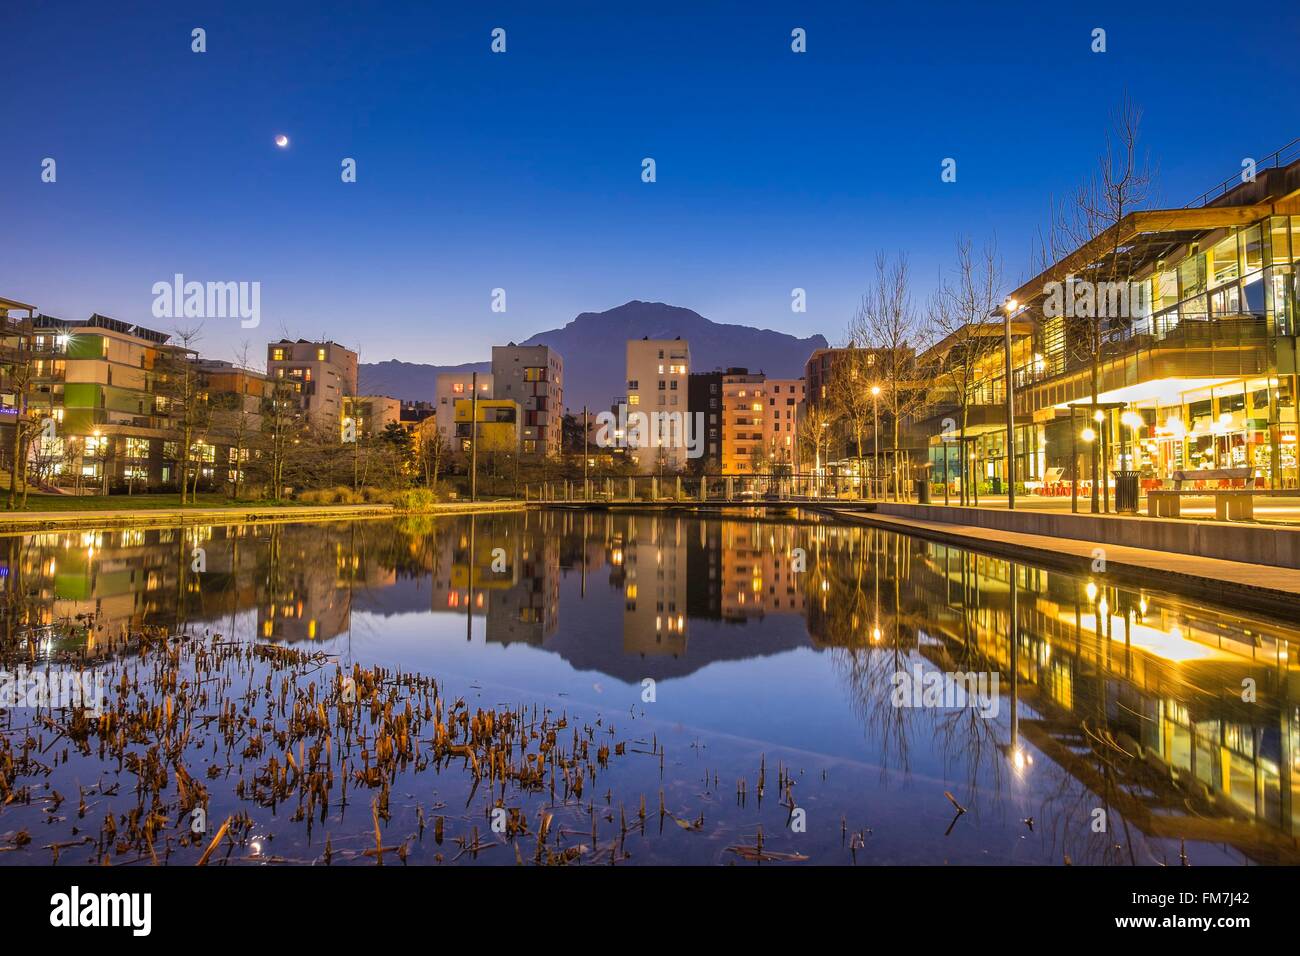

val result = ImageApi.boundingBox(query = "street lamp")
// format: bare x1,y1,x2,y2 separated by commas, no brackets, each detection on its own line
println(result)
816,419,829,498
870,385,881,499
1003,298,1017,510
92,429,107,495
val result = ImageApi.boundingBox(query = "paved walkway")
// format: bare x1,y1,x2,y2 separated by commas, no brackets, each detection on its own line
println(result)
819,506,1300,614
920,493,1300,525
0,500,523,532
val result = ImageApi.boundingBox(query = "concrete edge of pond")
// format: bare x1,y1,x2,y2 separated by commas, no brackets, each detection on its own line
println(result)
0,500,525,534
869,500,1300,570
808,504,1300,620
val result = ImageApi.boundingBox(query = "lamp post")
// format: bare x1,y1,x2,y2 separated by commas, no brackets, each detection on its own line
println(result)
469,371,479,502
1003,298,1017,510
870,385,881,499
92,429,107,495
1080,425,1096,512
816,420,829,498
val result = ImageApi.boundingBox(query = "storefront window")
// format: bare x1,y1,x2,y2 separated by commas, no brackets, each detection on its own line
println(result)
1154,268,1179,311
1241,225,1263,274
1268,217,1291,264
1242,273,1265,316
1178,255,1206,299
1211,234,1240,287
1211,283,1240,317
1180,293,1208,322
1270,266,1296,335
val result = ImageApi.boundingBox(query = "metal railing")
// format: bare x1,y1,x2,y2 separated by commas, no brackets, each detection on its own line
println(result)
1187,138,1300,208
525,472,919,504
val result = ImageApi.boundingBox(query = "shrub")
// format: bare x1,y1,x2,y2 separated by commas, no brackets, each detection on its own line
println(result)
390,488,437,512
297,486,362,504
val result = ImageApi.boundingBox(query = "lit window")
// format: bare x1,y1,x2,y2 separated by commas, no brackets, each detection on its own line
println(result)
317,347,327,361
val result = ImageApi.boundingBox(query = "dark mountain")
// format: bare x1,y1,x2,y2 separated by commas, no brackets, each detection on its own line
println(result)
359,359,489,403
358,301,828,410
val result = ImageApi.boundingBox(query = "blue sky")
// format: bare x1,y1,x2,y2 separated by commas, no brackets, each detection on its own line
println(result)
3,0,1298,367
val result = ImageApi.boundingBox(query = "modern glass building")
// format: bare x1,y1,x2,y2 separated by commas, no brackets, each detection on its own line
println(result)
926,145,1300,495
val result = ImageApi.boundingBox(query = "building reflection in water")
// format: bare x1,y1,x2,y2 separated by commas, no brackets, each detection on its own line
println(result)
1,509,1297,861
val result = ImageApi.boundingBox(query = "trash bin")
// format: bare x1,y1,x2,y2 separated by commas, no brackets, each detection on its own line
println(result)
915,478,931,504
990,476,1002,495
1113,469,1140,513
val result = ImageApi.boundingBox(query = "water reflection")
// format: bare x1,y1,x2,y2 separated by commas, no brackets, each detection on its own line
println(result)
2,510,1297,865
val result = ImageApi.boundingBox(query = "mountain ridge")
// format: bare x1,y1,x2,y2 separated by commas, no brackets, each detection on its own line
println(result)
358,300,828,410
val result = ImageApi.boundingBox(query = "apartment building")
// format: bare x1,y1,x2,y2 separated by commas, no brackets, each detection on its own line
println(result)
491,344,562,458
25,313,189,489
434,371,492,444
265,339,358,430
343,395,401,437
721,368,765,474
453,397,521,455
194,359,270,487
0,295,38,450
803,346,886,409
625,337,690,472
687,370,723,471
762,377,804,473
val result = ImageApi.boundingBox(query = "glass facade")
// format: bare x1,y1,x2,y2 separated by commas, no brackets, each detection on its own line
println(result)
929,213,1300,494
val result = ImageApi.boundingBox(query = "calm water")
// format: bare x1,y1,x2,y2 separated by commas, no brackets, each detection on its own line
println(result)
1,509,1297,865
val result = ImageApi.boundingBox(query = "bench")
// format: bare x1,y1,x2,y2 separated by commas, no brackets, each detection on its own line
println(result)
1213,490,1254,521
1146,489,1255,520
1147,489,1181,518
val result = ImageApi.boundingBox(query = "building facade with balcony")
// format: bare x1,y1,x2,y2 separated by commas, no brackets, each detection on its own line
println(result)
491,344,562,458
721,368,765,474
25,313,189,490
266,339,358,432
762,377,804,474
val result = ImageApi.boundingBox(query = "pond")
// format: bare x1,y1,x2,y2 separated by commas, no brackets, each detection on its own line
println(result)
0,509,1296,865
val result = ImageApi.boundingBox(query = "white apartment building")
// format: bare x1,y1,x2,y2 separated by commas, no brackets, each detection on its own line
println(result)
625,337,691,473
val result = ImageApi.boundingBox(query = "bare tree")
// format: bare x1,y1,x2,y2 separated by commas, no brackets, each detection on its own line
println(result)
850,253,931,499
1039,94,1154,511
419,420,447,490
214,341,259,500
798,401,835,493
1,312,36,509
826,344,876,490
259,377,301,500
156,325,209,504
932,238,1007,504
